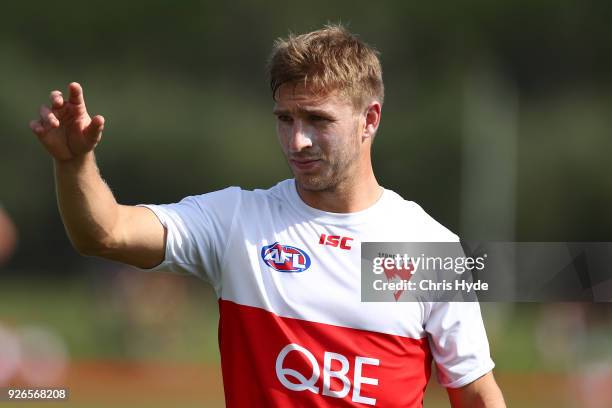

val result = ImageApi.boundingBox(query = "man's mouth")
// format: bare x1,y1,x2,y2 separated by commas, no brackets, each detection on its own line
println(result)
290,158,321,171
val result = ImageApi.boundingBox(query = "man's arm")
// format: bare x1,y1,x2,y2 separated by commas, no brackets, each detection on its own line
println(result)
447,371,506,408
30,83,165,269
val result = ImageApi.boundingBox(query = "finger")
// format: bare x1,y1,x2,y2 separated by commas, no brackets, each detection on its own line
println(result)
29,119,45,137
68,82,85,106
49,90,65,109
85,115,105,141
39,105,60,128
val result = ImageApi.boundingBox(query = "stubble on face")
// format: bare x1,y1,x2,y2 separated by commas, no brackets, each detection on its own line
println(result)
274,83,365,194
295,117,362,193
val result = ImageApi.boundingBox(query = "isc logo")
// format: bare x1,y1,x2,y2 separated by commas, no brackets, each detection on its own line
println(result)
261,242,311,273
319,233,353,250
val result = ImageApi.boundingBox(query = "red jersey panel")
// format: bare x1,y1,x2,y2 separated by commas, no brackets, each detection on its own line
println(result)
219,300,432,407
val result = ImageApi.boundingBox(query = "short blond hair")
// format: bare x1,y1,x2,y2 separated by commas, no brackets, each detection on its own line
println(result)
267,24,384,110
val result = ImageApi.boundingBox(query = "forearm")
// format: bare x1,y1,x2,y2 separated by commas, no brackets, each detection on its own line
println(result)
54,152,121,254
448,372,506,408
465,385,505,408
34,83,165,267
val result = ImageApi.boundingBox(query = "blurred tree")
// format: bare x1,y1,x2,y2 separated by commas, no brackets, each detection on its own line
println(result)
2,0,611,274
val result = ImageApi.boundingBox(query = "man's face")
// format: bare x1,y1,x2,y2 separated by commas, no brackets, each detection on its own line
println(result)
273,83,364,192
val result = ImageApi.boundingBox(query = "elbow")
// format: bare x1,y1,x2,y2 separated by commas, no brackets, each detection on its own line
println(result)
73,242,103,257
72,236,117,258
74,243,101,257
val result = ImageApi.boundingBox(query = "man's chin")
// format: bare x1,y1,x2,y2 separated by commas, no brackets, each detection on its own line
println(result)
294,174,335,192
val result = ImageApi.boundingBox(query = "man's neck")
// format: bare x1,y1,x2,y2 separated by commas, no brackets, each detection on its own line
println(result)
295,172,382,213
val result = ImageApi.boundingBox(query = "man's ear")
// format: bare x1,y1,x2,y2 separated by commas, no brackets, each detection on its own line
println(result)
362,101,382,139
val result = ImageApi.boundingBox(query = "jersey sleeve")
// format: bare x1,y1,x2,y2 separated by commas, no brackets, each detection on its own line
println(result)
424,301,495,388
137,186,242,295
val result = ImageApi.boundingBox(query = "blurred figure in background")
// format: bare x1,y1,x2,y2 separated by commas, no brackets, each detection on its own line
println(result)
0,205,17,266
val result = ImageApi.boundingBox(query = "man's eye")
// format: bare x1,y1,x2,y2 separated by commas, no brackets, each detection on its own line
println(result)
277,115,292,123
309,115,329,122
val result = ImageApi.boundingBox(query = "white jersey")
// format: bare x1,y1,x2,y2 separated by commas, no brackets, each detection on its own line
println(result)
141,179,494,407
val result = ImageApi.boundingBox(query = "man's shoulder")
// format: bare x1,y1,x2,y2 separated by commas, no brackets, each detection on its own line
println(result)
381,189,459,242
183,179,290,206
179,180,292,220
229,179,291,208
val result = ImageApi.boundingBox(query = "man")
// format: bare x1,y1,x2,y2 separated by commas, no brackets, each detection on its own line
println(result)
30,25,505,407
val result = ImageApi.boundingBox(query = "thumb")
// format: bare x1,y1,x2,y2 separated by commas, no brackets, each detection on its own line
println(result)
85,115,105,142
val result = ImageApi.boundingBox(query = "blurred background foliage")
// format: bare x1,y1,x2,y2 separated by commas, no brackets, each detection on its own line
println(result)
3,1,612,271
1,1,612,406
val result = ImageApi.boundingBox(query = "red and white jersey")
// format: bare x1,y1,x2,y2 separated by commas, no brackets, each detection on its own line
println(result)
141,179,494,407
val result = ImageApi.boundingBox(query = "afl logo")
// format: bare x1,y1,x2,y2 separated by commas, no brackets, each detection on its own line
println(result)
261,242,311,273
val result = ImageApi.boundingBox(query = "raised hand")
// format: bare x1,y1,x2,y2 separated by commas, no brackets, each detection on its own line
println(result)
29,82,105,161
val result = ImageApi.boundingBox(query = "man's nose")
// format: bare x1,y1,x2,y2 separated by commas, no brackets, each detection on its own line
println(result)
289,121,313,153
